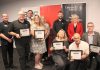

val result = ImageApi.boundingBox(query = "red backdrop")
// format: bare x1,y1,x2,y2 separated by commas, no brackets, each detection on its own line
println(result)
40,5,61,28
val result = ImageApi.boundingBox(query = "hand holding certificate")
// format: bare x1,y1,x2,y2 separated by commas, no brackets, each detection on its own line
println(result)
90,45,100,53
20,29,30,37
34,30,45,39
69,50,82,60
53,41,64,50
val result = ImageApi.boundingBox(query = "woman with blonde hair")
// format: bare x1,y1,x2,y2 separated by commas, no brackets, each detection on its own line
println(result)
50,29,69,70
67,14,83,43
30,15,47,69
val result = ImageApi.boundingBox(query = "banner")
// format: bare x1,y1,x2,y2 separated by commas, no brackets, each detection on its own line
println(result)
62,3,86,32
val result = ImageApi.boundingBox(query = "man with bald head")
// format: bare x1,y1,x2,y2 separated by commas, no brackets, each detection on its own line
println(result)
0,14,16,70
8,11,31,70
69,33,89,70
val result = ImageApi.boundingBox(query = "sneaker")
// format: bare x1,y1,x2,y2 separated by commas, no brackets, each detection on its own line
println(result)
34,65,42,69
39,63,43,67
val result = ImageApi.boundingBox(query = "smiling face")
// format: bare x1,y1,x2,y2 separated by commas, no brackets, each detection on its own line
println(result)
57,30,65,38
87,22,94,32
71,14,79,23
27,10,33,18
18,11,25,20
2,14,9,22
73,33,81,45
34,15,40,24
58,12,63,19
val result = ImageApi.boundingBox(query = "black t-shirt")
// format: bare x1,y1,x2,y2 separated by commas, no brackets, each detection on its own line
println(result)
52,39,69,56
8,19,31,42
0,21,12,45
53,19,67,33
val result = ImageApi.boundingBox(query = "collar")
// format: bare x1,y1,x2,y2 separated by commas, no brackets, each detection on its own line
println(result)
88,31,95,36
18,19,25,23
3,21,9,24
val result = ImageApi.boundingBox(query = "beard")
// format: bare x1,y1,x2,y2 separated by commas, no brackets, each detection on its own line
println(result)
59,16,63,20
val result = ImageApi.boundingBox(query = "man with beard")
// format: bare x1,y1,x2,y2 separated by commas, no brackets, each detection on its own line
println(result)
53,11,68,35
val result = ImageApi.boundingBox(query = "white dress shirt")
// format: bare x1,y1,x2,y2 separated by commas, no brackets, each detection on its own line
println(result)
69,40,89,55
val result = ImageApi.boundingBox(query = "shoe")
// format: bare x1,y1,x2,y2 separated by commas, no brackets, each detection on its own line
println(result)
39,63,43,67
9,65,17,69
34,65,42,69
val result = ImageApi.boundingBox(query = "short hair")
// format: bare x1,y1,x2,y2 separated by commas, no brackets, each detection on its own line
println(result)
18,10,25,15
70,14,79,19
1,13,8,17
87,22,94,25
27,10,33,14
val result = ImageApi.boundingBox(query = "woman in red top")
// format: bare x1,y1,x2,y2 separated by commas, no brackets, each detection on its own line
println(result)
67,14,83,42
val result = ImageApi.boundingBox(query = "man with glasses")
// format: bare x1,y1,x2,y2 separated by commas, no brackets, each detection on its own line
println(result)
82,22,100,70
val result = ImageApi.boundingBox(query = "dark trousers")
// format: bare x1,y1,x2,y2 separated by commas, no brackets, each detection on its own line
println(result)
42,38,49,59
88,52,100,70
52,54,69,70
15,41,30,70
69,60,87,70
1,43,13,68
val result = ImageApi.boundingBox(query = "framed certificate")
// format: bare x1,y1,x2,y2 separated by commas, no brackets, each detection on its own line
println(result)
90,45,100,53
34,30,45,39
69,50,82,60
53,41,64,50
20,29,30,37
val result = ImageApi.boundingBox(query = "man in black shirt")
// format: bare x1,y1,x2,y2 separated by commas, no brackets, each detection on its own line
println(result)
0,14,16,70
53,11,67,35
8,11,31,70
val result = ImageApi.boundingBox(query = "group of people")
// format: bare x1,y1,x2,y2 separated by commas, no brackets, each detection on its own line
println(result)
0,10,100,70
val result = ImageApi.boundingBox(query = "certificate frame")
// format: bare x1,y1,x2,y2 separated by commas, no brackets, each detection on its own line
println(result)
69,50,82,60
34,30,45,39
53,41,64,50
20,28,30,37
90,45,100,53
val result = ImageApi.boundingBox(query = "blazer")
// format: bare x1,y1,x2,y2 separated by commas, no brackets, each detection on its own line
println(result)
82,31,100,46
67,22,83,42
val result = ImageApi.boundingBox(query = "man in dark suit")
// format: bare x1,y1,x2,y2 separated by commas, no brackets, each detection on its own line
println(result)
82,22,100,70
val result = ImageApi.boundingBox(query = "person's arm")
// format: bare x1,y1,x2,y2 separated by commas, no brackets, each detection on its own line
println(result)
50,39,56,51
81,43,89,59
8,32,21,38
8,22,20,38
63,41,69,52
0,33,12,43
0,23,12,43
45,23,50,38
97,32,100,47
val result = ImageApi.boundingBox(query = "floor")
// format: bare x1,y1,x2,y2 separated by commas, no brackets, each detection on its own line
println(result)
0,48,56,70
